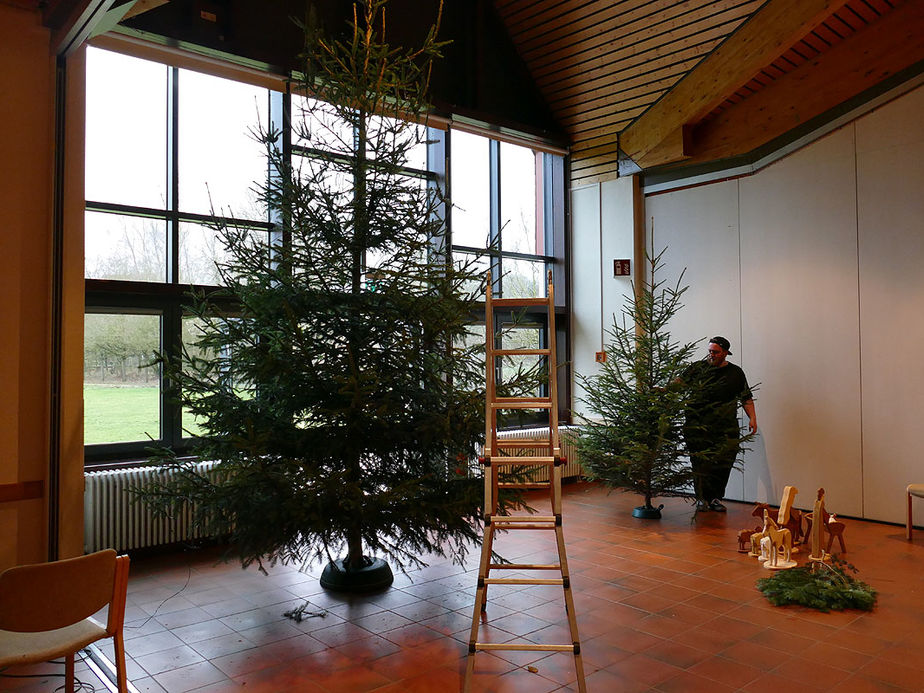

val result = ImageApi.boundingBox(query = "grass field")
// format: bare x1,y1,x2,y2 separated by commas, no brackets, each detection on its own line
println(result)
84,383,160,445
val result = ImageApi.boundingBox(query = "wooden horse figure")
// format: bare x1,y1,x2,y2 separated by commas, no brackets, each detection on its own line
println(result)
737,528,758,553
750,509,779,559
762,524,796,569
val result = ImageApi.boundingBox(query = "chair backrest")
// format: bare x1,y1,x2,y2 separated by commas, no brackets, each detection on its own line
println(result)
0,549,127,633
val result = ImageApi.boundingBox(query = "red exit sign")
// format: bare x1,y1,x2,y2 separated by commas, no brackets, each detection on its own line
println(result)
613,259,631,276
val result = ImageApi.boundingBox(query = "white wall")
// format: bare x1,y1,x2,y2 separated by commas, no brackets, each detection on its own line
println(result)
570,177,634,419
633,84,924,523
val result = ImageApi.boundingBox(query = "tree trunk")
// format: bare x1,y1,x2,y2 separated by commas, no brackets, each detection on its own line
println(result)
345,524,364,571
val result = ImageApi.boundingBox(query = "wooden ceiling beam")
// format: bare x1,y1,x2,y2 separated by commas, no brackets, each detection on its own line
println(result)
661,0,924,168
122,0,169,21
619,0,852,167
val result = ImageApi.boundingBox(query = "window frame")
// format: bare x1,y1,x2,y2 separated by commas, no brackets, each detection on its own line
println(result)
445,129,570,427
84,53,281,467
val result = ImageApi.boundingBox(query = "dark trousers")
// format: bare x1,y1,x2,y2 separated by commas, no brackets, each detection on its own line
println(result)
685,426,739,502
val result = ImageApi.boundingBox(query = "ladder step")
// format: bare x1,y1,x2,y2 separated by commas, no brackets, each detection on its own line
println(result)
494,348,550,356
496,439,551,448
483,577,564,586
492,515,557,522
490,297,550,308
491,456,556,464
491,401,552,409
487,563,561,570
498,482,550,489
474,643,575,653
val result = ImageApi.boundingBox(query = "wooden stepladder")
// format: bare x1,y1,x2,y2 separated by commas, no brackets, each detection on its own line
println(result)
463,271,586,693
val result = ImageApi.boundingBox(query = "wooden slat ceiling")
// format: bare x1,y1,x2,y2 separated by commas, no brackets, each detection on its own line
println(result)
494,0,924,185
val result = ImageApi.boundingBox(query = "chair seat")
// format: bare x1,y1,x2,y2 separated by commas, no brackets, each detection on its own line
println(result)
908,484,924,498
0,618,107,668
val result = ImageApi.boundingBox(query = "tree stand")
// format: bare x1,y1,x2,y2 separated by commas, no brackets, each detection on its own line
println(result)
633,504,664,519
320,557,393,592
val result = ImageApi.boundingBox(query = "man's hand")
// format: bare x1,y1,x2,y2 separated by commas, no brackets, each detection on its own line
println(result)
743,400,757,435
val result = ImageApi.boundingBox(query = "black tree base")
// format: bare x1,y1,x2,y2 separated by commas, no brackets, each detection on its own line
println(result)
320,557,394,592
632,504,664,519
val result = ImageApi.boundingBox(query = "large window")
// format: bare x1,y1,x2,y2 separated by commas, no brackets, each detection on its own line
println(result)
84,47,275,464
84,47,567,465
449,129,568,426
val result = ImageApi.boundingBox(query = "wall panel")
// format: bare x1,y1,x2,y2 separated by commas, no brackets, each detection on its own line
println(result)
570,178,637,420
570,184,603,418
599,177,636,344
856,85,924,524
739,128,863,516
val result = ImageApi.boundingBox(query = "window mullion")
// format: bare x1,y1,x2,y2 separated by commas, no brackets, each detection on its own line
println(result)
163,66,181,447
167,65,180,285
428,126,448,263
488,138,501,294
268,89,288,256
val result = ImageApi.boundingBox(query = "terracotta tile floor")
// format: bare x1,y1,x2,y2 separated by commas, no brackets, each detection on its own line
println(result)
3,481,923,692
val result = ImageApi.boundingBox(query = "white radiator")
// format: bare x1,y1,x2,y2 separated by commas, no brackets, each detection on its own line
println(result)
84,461,218,553
495,426,583,481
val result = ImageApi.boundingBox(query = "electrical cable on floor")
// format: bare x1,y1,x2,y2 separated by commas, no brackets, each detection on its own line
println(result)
0,652,99,692
124,561,192,630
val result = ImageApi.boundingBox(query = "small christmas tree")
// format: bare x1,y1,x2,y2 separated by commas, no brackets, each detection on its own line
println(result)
141,0,502,590
573,250,724,518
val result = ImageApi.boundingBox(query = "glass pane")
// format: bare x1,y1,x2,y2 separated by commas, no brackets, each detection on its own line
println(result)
291,94,353,153
181,316,209,437
85,211,167,282
454,251,490,300
457,323,485,351
179,222,267,286
450,130,490,248
501,258,546,299
84,312,161,444
85,47,167,209
294,154,353,203
181,315,253,437
498,325,543,399
178,70,269,217
500,142,539,254
367,115,428,170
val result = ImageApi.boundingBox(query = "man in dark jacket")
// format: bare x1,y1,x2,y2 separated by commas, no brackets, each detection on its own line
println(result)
684,336,757,512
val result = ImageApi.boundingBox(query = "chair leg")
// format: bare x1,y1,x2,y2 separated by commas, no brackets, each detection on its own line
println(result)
113,633,128,693
908,492,914,541
65,652,75,693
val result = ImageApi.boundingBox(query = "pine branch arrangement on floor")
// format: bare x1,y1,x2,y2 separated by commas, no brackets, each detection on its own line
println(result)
756,556,877,612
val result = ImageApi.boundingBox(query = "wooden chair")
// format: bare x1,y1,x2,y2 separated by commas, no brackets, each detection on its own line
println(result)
0,549,130,692
908,484,924,540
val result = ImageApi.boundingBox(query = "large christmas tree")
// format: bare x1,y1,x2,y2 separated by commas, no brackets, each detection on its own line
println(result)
142,0,496,588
